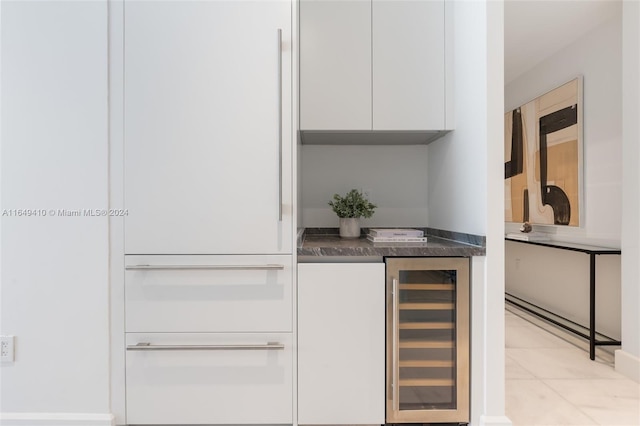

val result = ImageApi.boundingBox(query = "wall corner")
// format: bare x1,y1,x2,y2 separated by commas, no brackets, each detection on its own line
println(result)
479,415,513,426
615,349,640,383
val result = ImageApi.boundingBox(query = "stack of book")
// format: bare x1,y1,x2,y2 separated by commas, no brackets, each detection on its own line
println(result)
367,228,427,243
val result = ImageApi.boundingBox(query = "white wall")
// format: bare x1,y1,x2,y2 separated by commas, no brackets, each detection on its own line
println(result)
506,241,622,338
300,145,429,228
0,0,112,421
426,20,488,237
429,1,509,425
505,14,622,245
617,0,640,381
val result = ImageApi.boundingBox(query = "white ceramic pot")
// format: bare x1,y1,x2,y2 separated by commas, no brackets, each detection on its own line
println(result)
339,217,361,238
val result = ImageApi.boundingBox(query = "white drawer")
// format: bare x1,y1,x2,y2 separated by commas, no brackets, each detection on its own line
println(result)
125,255,293,333
125,333,293,425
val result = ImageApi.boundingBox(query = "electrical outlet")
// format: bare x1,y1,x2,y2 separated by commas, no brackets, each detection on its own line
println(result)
1,335,15,362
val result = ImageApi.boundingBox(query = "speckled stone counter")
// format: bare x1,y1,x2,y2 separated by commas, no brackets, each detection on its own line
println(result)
298,228,486,258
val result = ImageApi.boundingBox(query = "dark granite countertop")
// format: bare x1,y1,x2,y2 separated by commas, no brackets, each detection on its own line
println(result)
298,228,486,257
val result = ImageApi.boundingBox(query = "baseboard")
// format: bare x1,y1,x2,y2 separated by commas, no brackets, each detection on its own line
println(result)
615,349,640,382
479,415,513,426
0,413,114,426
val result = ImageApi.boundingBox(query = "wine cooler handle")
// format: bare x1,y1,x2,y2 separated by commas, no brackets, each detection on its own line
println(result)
392,277,399,411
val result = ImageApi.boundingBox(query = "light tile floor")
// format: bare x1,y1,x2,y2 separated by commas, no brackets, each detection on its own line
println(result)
505,304,640,426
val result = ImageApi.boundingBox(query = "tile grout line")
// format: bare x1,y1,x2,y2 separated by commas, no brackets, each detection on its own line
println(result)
537,377,602,426
505,350,539,379
506,304,639,425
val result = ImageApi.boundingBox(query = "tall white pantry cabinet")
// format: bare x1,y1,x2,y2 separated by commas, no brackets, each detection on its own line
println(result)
118,1,295,424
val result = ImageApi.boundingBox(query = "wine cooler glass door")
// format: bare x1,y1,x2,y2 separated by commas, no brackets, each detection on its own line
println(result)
386,257,469,424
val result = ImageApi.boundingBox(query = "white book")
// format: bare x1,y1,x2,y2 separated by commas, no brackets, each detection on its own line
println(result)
506,232,550,242
369,228,424,238
367,235,428,243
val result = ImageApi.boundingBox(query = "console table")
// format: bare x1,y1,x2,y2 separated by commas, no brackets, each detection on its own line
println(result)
505,237,621,360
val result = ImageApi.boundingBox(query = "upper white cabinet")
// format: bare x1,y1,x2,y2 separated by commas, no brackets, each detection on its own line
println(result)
373,0,446,130
124,0,292,254
300,0,451,133
300,0,372,130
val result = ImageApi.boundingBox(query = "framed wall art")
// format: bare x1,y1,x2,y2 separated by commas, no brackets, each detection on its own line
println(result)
504,77,583,227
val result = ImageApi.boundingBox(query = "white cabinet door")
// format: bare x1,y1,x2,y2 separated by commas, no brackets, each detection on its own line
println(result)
373,0,446,130
125,255,293,333
300,0,372,130
300,0,451,133
126,333,293,424
124,0,292,255
297,263,385,424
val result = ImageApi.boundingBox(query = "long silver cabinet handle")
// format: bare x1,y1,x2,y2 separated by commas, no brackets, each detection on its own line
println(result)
277,28,283,222
392,277,400,411
125,264,285,271
127,342,285,351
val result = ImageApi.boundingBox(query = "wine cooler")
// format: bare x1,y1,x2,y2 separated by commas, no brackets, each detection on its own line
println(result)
386,257,470,424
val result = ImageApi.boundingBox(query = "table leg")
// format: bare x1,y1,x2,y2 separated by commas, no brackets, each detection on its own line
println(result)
589,253,596,360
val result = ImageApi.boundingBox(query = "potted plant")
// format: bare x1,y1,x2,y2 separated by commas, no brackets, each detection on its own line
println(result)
328,189,377,238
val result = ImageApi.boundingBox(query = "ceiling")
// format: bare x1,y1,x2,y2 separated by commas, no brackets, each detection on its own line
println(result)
504,0,621,84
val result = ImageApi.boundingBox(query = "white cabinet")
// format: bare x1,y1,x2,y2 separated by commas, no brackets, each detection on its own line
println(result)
299,0,371,130
300,0,450,132
124,255,293,333
123,0,292,255
126,333,293,425
124,255,294,424
373,0,446,130
297,263,385,424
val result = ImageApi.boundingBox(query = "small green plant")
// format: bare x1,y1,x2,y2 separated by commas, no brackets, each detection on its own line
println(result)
328,189,377,218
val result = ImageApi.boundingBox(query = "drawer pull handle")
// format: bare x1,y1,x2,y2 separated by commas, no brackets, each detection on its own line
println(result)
126,264,285,271
127,342,285,351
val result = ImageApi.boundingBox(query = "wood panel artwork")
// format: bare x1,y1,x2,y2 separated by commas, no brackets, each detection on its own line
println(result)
505,78,582,226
